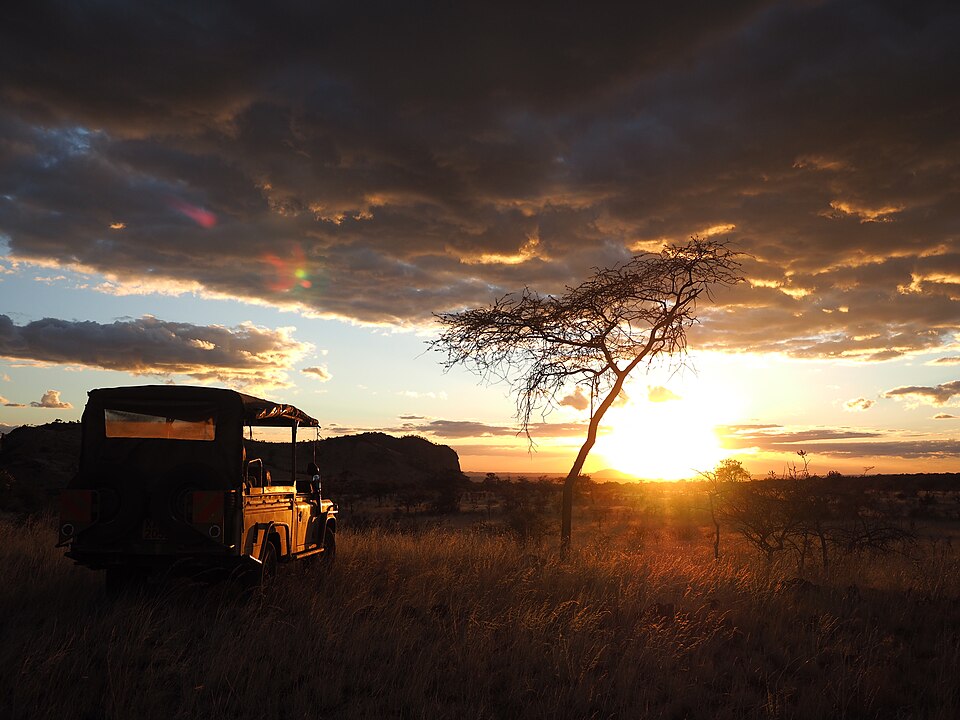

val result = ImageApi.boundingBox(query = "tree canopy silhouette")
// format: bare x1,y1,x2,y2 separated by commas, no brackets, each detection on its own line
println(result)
430,238,744,550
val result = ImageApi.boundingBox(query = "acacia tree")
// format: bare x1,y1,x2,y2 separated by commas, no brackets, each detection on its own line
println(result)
700,458,751,560
430,238,743,550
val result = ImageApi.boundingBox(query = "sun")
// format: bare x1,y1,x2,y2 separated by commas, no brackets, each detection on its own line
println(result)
593,381,736,480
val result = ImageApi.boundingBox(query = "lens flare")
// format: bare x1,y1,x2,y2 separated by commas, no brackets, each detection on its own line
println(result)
170,197,217,228
263,245,315,291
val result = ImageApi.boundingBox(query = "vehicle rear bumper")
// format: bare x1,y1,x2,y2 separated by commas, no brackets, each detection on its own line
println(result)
64,546,256,578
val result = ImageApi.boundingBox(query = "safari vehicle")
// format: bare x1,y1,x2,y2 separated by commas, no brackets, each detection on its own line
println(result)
57,385,337,594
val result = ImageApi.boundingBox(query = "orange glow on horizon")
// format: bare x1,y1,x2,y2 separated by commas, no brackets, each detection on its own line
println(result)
594,381,740,480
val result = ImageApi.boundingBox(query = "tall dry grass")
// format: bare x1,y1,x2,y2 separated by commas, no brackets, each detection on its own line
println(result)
1,514,958,719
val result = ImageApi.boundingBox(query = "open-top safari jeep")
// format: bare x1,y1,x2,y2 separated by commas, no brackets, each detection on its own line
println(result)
58,385,336,594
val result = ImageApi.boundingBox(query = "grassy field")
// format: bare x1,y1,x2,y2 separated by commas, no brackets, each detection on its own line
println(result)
1,513,958,720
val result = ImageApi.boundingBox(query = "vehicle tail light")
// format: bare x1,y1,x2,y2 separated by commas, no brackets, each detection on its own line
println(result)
191,491,226,542
61,489,95,523
59,489,97,541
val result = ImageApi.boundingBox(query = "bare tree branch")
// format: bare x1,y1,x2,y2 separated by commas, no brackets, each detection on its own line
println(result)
429,237,744,550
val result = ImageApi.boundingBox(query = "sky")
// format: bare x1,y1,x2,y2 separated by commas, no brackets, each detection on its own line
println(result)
1,1,959,480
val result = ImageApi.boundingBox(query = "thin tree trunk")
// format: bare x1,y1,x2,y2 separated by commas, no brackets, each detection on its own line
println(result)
560,431,596,554
560,369,631,554
709,494,721,561
818,529,830,576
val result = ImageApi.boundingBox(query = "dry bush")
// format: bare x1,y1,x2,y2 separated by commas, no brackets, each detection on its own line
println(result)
1,514,958,719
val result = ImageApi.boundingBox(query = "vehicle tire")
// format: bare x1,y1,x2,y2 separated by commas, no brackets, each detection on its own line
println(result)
261,539,279,586
243,538,279,593
320,525,336,567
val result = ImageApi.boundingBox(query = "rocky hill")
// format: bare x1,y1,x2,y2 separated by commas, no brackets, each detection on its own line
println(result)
0,422,466,514
246,432,466,492
0,421,81,513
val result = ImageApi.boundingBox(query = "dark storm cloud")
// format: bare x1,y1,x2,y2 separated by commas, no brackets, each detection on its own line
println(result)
1,1,959,358
0,314,309,388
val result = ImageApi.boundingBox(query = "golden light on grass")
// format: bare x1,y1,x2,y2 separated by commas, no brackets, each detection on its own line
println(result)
5,512,957,719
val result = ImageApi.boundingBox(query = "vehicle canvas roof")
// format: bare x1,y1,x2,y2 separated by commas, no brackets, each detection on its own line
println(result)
86,385,319,428
74,385,318,488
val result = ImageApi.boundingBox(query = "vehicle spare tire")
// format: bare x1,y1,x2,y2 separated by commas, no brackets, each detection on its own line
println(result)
148,463,219,546
76,466,149,544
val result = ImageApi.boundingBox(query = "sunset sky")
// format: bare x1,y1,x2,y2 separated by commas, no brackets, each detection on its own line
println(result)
1,1,959,479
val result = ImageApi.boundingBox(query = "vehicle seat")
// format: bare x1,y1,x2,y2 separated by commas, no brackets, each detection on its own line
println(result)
247,458,265,487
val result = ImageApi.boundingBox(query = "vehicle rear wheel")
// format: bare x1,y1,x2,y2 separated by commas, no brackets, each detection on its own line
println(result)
262,540,278,585
320,525,336,567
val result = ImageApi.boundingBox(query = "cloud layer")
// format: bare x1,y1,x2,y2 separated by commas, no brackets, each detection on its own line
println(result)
716,423,960,460
0,2,958,363
0,314,309,390
883,381,960,406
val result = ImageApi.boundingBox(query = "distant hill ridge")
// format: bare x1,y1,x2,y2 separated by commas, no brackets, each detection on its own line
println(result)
246,431,464,488
0,422,465,513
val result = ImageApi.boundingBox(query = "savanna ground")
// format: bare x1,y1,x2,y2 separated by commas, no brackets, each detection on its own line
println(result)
2,487,959,720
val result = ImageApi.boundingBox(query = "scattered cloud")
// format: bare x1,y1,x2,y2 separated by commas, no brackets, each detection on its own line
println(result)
883,381,960,406
302,365,332,382
844,397,875,412
399,390,448,400
823,200,904,223
405,420,517,439
933,413,957,420
718,424,883,450
30,389,72,409
399,419,581,439
338,418,591,440
716,424,958,459
0,314,310,391
932,357,960,365
559,387,589,411
647,386,681,403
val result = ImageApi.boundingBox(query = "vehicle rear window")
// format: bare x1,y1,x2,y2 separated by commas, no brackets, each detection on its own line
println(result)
104,409,216,440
